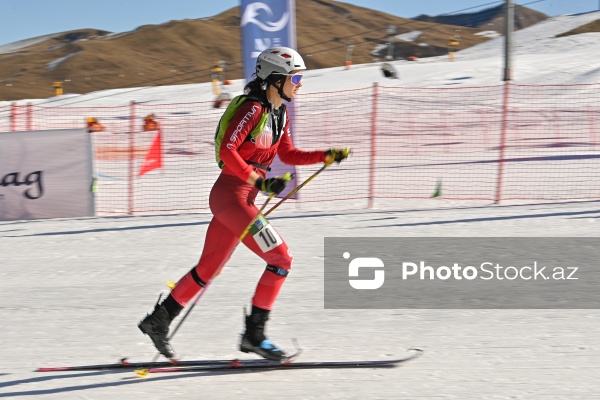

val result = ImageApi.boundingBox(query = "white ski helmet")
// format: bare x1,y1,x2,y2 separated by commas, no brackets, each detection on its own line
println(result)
256,47,306,80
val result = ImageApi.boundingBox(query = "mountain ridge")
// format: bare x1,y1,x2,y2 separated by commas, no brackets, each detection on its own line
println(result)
414,4,548,34
0,0,547,101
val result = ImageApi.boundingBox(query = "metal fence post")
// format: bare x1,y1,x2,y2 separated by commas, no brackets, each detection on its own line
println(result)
369,83,378,208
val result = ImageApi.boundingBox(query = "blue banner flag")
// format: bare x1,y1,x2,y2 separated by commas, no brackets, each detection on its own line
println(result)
240,0,299,199
240,0,297,81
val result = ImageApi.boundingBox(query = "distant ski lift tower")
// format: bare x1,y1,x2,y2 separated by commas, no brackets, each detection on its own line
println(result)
448,32,460,62
386,25,396,60
503,0,514,80
345,41,355,69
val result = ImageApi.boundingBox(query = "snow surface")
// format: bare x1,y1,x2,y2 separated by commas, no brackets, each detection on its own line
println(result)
1,200,599,399
395,30,422,42
45,52,80,72
0,34,60,54
1,12,600,400
475,30,502,39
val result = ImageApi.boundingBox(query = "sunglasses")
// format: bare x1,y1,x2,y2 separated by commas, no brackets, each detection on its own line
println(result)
276,73,303,85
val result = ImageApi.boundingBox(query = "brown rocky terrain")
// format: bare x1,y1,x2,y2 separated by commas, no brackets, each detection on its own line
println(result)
0,0,549,101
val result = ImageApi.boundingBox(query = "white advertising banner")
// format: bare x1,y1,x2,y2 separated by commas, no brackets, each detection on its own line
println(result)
0,128,95,221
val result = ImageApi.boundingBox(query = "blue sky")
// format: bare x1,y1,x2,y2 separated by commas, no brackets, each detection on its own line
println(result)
0,0,597,46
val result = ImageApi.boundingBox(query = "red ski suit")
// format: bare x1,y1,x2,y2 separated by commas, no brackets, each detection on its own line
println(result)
170,97,325,310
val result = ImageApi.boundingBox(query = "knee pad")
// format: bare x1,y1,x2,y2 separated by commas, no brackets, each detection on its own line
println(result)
190,267,207,287
265,264,289,277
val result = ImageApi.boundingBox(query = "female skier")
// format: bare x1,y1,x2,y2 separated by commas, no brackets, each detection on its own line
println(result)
139,47,349,361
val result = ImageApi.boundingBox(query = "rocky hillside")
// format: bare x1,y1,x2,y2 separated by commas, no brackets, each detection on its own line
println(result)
0,0,548,101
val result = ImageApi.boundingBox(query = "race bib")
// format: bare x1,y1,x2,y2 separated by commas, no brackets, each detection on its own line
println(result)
250,215,283,253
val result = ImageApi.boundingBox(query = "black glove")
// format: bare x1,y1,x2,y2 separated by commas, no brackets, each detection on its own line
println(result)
325,147,350,164
255,176,288,195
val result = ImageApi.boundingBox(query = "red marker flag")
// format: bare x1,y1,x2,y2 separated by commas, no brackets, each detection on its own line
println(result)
138,131,163,176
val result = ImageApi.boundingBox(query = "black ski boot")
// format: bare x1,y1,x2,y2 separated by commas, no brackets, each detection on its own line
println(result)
138,295,182,359
240,305,287,361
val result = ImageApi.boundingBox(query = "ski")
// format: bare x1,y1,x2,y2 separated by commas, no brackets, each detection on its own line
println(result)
148,349,423,374
37,349,422,373
35,357,272,372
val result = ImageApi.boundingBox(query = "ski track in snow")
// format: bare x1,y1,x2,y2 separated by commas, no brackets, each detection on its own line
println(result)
1,200,599,399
